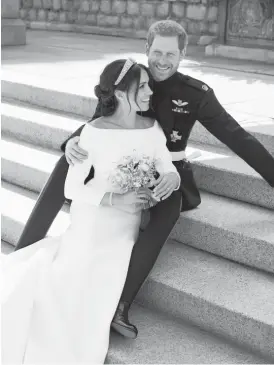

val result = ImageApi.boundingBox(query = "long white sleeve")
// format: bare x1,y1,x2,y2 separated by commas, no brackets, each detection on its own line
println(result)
154,122,181,190
64,125,107,206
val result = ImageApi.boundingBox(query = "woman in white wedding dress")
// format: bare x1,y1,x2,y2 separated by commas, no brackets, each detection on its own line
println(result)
1,59,180,364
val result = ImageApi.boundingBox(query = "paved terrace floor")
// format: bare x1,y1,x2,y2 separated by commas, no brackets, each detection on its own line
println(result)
2,30,274,124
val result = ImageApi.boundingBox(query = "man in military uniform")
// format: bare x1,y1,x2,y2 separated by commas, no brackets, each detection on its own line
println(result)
16,20,274,339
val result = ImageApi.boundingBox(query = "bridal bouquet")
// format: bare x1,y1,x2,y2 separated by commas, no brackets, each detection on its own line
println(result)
109,152,159,193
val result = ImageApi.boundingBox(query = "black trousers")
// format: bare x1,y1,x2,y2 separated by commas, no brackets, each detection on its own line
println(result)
15,155,68,250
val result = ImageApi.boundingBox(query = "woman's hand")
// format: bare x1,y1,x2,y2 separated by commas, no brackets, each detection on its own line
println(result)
152,172,180,201
116,203,144,214
113,188,152,206
111,188,153,213
65,137,88,165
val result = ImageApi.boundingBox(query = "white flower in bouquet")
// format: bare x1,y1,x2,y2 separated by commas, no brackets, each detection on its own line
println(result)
109,152,158,193
139,162,150,172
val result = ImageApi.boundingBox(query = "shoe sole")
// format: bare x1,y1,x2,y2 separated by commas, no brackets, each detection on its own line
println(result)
111,323,137,339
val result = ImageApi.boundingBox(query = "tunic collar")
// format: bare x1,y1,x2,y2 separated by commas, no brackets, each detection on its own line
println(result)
152,72,179,93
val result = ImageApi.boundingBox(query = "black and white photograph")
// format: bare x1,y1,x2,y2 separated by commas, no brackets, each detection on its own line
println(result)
1,0,274,363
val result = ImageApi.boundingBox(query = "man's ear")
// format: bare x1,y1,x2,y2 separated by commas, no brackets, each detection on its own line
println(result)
145,43,149,56
180,49,186,61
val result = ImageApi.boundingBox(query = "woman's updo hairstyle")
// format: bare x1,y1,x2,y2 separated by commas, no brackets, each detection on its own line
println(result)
94,59,147,116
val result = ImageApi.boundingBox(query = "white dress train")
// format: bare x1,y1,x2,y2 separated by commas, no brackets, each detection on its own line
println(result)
1,121,179,364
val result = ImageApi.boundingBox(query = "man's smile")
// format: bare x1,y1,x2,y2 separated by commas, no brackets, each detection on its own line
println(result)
156,65,170,71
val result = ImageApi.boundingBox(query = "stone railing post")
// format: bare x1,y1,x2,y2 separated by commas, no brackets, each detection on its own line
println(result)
1,0,26,46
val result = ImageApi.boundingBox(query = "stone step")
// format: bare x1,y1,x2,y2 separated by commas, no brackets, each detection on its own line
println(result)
2,171,274,275
189,114,274,157
2,127,273,211
171,191,274,274
1,181,70,246
190,142,274,210
1,78,97,118
1,136,61,193
1,98,86,150
107,304,269,364
136,240,274,360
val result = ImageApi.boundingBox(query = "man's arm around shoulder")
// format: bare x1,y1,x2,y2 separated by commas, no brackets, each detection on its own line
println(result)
60,102,103,153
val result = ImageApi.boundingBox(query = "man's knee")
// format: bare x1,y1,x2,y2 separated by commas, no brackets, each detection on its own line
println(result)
168,191,182,217
152,191,181,221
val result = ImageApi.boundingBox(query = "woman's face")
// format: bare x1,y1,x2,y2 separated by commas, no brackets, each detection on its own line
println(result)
126,68,153,112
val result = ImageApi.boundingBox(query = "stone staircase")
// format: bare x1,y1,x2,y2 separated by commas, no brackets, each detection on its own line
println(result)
1,77,274,364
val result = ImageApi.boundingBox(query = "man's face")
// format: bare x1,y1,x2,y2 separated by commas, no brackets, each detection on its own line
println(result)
146,35,184,82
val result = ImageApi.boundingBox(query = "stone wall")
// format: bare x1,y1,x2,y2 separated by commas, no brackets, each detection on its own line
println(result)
19,0,220,45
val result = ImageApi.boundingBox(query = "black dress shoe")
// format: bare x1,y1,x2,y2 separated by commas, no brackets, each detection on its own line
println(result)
111,301,138,339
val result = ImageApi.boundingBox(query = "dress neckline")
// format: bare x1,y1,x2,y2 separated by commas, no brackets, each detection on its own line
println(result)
89,120,156,131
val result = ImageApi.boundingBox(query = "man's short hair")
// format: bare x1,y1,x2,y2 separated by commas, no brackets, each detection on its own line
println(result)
147,20,188,52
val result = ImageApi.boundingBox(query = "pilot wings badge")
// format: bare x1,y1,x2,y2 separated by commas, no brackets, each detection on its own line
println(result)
172,100,190,114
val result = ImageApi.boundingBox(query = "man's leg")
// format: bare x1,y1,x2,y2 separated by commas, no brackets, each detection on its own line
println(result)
15,155,69,250
121,190,182,303
112,191,182,337
174,159,201,212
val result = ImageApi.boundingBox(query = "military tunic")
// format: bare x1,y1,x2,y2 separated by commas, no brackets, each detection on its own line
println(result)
148,72,274,188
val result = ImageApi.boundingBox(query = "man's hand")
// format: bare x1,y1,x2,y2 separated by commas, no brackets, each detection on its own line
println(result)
65,136,88,165
148,196,159,207
152,172,180,201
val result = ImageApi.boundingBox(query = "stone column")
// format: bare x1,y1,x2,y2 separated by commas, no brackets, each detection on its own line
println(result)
1,0,26,46
216,0,229,44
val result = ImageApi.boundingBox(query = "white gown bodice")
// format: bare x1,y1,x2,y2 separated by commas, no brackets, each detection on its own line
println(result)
64,121,179,205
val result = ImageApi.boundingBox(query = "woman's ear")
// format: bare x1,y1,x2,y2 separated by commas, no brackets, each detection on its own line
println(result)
114,89,124,101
